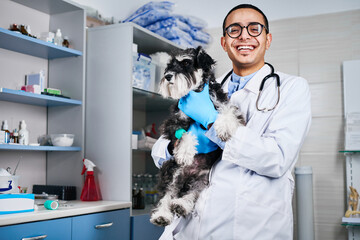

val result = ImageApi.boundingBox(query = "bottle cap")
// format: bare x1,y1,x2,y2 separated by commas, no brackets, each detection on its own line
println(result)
2,120,8,130
20,120,27,129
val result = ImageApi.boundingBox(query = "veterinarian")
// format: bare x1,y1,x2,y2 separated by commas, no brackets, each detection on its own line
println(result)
152,4,312,240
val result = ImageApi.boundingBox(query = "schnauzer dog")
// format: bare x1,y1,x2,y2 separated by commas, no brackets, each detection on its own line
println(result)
150,46,245,227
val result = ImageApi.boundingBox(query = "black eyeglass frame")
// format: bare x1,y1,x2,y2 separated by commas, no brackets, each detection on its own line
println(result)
224,22,269,38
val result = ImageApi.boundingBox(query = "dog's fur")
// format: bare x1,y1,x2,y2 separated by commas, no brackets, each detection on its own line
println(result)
150,46,245,227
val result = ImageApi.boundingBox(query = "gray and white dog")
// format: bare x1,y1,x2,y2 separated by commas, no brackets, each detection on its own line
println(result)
150,46,244,227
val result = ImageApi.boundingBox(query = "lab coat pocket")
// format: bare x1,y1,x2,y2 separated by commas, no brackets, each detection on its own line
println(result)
234,175,293,239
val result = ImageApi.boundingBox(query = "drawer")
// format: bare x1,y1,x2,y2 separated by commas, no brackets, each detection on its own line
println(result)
72,209,130,240
0,218,71,240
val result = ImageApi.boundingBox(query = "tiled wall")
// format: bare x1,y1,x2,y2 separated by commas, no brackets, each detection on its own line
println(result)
206,9,360,240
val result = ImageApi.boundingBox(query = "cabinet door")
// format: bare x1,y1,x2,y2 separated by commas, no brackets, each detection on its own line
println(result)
0,218,71,240
72,209,130,240
131,214,164,240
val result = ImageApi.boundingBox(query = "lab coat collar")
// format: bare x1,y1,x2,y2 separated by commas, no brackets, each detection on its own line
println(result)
218,64,272,95
243,64,272,95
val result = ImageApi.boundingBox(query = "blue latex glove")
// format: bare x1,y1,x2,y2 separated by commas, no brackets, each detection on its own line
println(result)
178,84,218,129
187,122,218,154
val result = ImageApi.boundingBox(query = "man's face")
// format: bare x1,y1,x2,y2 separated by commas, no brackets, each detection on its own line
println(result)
221,8,272,75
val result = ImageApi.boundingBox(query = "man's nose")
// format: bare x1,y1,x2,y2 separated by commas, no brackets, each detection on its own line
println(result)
239,27,251,39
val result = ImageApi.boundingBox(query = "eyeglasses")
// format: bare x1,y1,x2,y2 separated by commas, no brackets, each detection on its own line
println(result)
224,22,268,38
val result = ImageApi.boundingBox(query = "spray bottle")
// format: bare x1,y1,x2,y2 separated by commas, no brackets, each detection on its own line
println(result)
80,158,101,201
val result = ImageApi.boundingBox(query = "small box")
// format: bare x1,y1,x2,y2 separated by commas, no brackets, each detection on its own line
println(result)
132,53,155,92
26,71,45,92
44,87,62,95
132,134,138,149
0,194,34,215
21,84,41,94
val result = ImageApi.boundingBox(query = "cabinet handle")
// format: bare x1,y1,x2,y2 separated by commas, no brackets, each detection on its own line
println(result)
22,235,47,240
95,222,113,229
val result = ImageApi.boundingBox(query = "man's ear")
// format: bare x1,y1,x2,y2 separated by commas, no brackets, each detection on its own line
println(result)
221,36,227,52
196,46,215,71
265,33,272,50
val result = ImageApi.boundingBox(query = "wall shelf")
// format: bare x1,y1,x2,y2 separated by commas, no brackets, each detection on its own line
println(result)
0,88,82,106
0,27,82,59
340,150,360,153
133,87,175,112
0,144,81,151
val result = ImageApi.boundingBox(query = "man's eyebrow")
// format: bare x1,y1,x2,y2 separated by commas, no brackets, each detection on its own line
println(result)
227,21,262,26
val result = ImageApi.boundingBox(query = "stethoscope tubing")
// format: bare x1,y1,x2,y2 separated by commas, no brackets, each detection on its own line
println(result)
221,62,281,112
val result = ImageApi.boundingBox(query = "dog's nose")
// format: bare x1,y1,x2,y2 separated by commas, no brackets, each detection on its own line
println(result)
164,74,172,82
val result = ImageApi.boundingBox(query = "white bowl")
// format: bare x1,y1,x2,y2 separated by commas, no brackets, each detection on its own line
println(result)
50,134,74,147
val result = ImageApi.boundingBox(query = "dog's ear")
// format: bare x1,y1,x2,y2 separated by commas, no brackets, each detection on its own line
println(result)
195,46,215,72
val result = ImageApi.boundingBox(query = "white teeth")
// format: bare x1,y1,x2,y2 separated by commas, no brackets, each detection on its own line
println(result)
237,46,254,50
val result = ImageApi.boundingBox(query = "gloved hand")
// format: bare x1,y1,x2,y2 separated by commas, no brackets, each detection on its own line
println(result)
187,122,218,154
178,84,218,129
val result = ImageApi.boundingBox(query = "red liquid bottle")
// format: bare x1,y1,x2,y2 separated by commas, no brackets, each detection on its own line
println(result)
80,158,101,201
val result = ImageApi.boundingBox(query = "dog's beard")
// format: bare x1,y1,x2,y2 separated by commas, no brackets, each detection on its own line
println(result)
159,70,203,99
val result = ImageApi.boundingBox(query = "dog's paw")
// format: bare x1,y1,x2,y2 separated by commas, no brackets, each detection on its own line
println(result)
150,210,174,227
174,132,198,165
214,105,244,141
170,198,195,217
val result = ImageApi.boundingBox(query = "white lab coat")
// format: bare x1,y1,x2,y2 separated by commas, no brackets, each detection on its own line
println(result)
151,64,312,240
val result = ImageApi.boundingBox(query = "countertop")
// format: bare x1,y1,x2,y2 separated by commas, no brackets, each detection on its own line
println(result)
0,200,132,226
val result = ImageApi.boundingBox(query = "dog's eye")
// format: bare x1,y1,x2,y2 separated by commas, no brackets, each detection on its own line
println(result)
181,59,192,67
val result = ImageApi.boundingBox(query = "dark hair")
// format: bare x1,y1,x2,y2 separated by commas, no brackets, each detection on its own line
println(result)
222,4,269,36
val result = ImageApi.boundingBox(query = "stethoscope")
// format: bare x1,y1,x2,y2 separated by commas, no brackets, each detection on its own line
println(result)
220,62,281,112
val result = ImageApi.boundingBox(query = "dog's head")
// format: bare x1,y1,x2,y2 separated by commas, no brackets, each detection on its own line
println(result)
159,46,215,99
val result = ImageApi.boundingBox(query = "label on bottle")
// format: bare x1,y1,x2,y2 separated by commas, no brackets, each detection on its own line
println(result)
0,131,5,144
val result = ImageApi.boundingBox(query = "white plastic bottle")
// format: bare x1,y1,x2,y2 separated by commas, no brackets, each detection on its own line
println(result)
1,120,10,143
18,120,29,145
54,29,63,46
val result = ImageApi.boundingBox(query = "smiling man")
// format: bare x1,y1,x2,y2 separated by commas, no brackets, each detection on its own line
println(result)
152,4,312,239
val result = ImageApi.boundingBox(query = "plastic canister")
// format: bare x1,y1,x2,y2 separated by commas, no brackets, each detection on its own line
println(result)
0,175,20,193
295,166,315,240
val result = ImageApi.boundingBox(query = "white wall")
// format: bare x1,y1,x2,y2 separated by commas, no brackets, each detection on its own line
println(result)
72,0,360,28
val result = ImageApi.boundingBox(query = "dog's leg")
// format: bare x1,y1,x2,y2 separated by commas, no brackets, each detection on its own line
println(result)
170,157,212,217
150,166,184,226
173,132,198,166
150,191,174,226
170,191,199,217
214,104,245,141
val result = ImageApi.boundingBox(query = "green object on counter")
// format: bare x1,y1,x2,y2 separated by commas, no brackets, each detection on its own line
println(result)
44,200,59,210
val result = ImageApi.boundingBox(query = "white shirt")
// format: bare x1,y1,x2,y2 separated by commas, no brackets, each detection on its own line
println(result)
151,64,312,240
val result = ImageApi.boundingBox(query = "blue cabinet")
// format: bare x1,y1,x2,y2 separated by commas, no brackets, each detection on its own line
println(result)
0,209,130,240
72,209,130,240
131,214,164,240
0,218,72,240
